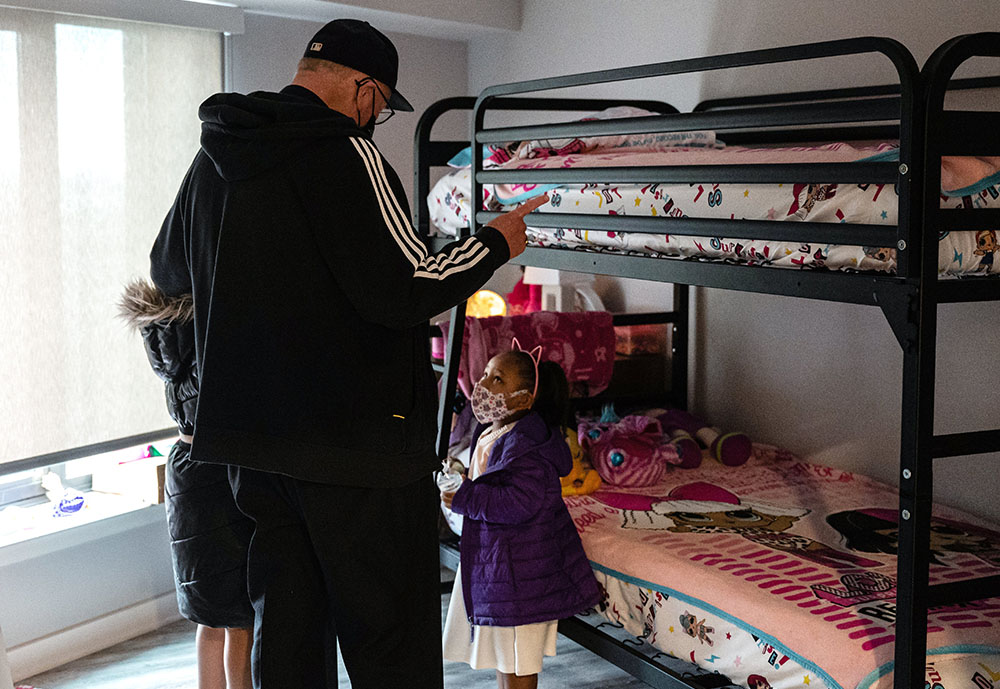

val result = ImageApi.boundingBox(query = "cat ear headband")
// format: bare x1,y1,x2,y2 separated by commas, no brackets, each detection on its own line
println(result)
511,337,542,397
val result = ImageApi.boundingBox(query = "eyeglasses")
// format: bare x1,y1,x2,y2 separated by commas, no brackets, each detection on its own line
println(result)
355,77,395,125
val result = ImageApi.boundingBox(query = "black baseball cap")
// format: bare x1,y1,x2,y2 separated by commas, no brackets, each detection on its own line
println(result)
303,19,413,112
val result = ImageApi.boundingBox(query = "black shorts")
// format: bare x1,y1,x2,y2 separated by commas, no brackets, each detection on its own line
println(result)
164,441,254,628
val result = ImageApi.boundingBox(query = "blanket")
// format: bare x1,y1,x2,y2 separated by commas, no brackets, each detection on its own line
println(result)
565,446,1000,689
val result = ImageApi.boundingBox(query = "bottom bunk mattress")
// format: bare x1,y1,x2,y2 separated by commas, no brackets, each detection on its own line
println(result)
564,446,1000,689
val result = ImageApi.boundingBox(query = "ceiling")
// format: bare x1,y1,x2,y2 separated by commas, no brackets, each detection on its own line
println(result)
217,0,521,40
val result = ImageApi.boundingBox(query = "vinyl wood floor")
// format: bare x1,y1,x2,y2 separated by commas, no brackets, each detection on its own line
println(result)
24,589,649,689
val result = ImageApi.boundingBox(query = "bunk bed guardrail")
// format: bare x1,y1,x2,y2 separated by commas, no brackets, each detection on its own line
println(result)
468,37,924,298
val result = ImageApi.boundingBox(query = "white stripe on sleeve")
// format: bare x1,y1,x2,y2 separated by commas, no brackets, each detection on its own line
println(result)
350,137,498,281
349,138,420,268
353,138,427,262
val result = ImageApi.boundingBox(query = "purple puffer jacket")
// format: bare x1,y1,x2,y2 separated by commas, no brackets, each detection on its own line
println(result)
450,412,602,627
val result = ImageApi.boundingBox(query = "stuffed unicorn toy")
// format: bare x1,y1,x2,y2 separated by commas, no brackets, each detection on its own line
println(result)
578,407,687,487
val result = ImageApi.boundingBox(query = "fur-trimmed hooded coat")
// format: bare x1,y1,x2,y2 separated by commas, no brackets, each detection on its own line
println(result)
118,279,197,434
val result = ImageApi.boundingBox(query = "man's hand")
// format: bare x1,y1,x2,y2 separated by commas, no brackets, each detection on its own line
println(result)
486,194,549,259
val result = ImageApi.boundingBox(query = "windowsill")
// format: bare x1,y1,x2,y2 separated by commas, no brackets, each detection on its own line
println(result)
0,490,156,550
0,500,166,568
0,439,175,554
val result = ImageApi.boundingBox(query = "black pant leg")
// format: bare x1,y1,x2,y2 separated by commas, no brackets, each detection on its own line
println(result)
229,467,333,689
295,474,443,689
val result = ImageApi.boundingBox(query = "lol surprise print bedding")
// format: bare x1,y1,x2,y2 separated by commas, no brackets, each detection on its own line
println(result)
428,109,1000,276
564,445,1000,689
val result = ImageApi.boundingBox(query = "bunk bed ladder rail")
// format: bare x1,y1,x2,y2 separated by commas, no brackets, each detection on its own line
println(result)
891,32,1000,689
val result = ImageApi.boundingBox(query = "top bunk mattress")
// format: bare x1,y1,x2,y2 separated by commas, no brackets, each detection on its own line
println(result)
567,445,1000,689
429,140,1000,276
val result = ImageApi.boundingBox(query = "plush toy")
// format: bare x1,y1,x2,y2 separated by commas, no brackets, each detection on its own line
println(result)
656,408,751,467
559,427,602,496
578,414,682,487
647,413,702,469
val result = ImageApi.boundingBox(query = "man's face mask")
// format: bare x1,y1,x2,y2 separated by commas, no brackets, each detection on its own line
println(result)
354,78,394,137
360,112,376,137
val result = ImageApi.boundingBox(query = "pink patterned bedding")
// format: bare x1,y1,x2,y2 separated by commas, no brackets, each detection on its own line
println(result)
429,143,1000,275
564,447,1000,689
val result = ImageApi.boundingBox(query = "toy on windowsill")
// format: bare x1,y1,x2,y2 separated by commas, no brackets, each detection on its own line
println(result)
578,405,685,487
654,408,752,467
41,470,86,517
560,427,601,496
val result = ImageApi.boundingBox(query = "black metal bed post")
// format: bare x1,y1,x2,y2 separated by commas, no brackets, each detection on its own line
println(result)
413,96,478,241
889,37,929,689
671,284,689,411
892,33,1000,689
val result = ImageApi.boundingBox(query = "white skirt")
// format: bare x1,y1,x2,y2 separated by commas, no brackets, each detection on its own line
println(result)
442,566,558,676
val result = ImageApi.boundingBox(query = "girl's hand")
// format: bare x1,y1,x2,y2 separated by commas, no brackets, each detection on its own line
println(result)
440,485,460,509
437,460,465,508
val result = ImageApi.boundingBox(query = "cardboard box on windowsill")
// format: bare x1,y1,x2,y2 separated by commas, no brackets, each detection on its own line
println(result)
90,446,168,505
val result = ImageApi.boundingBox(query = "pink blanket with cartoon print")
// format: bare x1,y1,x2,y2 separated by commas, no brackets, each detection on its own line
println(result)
565,447,1000,689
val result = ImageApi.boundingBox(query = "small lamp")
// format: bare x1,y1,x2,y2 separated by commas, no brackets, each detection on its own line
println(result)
466,289,508,318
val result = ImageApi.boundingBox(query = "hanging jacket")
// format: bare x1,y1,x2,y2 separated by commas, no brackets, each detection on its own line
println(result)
450,412,602,626
148,85,509,486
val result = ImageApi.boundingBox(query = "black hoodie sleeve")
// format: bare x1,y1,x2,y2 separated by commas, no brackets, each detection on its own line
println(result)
149,165,193,298
297,136,509,329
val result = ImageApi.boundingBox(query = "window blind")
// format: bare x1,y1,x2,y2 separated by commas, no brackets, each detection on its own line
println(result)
0,7,221,465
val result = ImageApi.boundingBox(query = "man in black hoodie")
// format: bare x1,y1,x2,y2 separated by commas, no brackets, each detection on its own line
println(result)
149,18,546,689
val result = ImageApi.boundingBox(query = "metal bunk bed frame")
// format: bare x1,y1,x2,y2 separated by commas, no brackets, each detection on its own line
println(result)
415,34,1000,689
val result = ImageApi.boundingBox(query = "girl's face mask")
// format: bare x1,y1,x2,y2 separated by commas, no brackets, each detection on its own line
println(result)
470,382,527,424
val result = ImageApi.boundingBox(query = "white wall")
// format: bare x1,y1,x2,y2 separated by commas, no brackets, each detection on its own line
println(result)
1,507,177,681
222,0,520,37
467,0,1000,523
229,11,469,210
314,0,520,30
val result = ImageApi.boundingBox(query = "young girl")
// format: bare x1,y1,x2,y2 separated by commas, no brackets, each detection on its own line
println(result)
441,341,602,689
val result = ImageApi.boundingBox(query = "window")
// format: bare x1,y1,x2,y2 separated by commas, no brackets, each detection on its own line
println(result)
0,8,221,483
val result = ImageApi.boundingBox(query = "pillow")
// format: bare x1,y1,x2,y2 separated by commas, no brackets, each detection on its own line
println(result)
446,105,721,168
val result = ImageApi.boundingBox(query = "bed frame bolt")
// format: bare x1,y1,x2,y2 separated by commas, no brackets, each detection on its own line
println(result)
897,239,907,251
902,469,912,479
901,509,911,520
898,163,909,175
